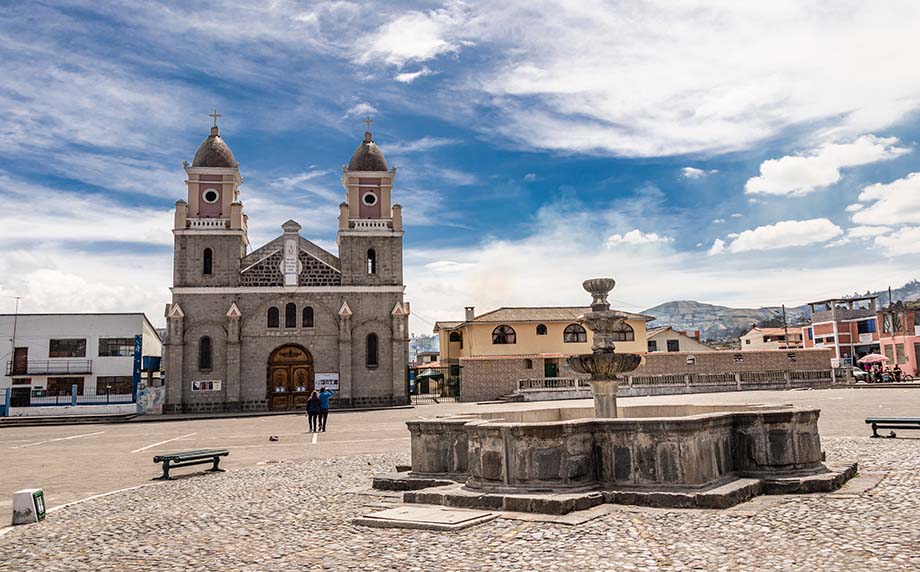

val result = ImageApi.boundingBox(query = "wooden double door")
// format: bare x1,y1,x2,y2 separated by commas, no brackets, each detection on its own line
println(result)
268,345,314,411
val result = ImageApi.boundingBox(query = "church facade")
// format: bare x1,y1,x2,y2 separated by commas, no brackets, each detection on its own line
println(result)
163,120,409,413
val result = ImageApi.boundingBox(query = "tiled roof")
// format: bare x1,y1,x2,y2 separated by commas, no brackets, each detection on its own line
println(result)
469,306,654,323
433,321,463,332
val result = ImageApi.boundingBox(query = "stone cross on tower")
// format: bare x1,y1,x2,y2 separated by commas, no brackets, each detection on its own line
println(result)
363,115,374,132
209,109,222,128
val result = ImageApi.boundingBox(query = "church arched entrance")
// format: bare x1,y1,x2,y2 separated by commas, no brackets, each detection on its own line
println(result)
267,345,314,411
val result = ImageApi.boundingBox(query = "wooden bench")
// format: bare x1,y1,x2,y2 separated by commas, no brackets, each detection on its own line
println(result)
865,417,920,438
153,449,229,480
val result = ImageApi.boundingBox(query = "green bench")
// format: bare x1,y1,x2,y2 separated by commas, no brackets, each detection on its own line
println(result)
153,449,229,480
865,417,920,438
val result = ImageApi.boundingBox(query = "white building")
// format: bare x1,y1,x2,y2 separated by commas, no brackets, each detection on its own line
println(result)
0,313,162,408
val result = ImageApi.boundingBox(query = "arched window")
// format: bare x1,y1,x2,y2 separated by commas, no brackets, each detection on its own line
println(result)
366,333,379,367
285,303,297,328
302,306,314,328
367,249,377,275
267,307,280,328
449,332,461,342
564,324,587,343
492,325,516,345
203,248,213,275
199,336,212,370
612,322,635,341
536,324,547,336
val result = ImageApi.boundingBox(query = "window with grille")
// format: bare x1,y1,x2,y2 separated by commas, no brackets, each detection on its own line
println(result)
492,325,516,344
267,307,280,328
99,338,134,357
49,339,86,358
285,303,297,328
563,324,587,343
302,306,314,328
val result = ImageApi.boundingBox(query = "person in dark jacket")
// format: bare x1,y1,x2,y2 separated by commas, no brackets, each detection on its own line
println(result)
306,390,321,433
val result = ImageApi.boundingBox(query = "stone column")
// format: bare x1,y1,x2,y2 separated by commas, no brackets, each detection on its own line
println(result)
391,302,409,405
225,302,242,411
337,301,353,407
589,379,619,418
164,303,185,413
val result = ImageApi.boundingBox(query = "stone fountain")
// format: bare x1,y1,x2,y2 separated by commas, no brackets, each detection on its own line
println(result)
566,278,642,418
370,277,858,515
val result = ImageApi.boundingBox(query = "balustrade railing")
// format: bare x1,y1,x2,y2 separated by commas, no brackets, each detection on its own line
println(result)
188,218,230,229
350,219,391,230
516,377,589,391
6,360,93,376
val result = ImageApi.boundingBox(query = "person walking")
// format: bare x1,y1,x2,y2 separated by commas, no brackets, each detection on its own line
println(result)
317,386,334,432
305,390,321,433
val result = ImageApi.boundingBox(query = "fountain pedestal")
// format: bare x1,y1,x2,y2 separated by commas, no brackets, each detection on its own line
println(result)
589,379,619,419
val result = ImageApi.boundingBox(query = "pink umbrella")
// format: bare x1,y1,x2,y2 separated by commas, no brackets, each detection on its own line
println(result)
857,353,889,364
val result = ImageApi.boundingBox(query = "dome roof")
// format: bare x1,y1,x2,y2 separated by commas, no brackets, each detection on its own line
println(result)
347,131,389,172
192,126,238,168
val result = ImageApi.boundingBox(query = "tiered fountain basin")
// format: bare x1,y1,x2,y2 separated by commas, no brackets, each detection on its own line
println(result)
376,403,856,512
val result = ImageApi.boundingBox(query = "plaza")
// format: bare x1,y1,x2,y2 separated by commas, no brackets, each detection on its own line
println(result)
1,387,919,571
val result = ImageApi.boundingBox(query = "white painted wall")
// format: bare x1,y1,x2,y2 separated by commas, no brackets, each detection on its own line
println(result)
0,313,162,394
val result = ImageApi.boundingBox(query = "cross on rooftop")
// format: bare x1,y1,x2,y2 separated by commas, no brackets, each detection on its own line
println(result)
209,109,222,128
363,115,374,132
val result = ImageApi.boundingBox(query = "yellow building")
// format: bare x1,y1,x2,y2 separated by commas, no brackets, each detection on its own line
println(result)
434,306,653,378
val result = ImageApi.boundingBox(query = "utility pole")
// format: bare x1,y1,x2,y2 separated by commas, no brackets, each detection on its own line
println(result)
782,304,789,350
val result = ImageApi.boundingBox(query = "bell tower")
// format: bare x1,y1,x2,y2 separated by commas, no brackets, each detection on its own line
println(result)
337,119,404,286
173,111,249,287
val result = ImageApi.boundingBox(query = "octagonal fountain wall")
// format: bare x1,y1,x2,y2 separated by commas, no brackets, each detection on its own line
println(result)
407,403,826,493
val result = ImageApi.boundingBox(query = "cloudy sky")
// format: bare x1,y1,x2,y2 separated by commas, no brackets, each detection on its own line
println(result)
2,1,920,334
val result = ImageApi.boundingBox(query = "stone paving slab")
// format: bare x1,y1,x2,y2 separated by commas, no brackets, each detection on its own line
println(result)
354,505,498,531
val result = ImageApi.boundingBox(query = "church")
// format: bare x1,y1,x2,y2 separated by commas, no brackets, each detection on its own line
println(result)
163,116,410,413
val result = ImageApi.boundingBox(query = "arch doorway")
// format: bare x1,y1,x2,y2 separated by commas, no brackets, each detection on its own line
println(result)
267,344,314,411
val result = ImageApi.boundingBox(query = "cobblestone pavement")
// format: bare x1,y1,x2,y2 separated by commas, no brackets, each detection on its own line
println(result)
1,436,918,571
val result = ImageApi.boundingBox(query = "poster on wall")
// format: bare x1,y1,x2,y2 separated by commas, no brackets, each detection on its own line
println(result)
191,380,222,392
314,373,339,391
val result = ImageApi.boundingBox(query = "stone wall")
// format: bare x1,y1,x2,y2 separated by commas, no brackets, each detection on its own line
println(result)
459,349,834,402
635,349,833,375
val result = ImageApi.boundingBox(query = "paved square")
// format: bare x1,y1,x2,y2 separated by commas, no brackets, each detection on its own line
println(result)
1,388,919,571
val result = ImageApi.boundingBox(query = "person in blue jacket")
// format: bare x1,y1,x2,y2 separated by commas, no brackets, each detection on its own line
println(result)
317,386,334,432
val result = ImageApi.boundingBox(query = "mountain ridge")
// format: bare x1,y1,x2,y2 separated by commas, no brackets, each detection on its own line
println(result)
643,279,920,341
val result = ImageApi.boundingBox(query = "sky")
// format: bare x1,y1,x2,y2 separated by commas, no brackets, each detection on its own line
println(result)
2,1,920,336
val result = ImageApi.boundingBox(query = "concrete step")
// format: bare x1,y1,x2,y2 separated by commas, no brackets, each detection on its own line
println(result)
0,413,137,427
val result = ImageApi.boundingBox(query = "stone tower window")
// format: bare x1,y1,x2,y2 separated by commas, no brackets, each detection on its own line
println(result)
366,333,379,368
564,324,587,343
203,248,213,275
267,307,280,329
536,324,547,336
367,249,377,275
302,306,314,328
285,303,297,328
492,325,516,345
199,336,212,370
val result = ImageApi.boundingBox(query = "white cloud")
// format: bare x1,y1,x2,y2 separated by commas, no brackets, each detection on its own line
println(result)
523,173,537,182
846,203,864,213
712,218,725,224
395,67,435,83
847,226,892,239
850,172,920,226
345,102,378,117
745,135,909,196
357,4,472,67
606,229,674,247
681,167,718,179
707,239,726,256
873,227,920,256
714,219,843,254
384,136,460,154
730,213,744,218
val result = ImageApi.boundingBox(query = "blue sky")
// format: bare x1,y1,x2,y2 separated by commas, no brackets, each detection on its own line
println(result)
2,1,920,335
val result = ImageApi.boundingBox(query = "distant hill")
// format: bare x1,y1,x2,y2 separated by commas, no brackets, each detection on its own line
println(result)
643,279,920,341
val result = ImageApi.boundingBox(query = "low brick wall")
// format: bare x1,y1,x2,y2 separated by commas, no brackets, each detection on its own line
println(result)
460,349,834,402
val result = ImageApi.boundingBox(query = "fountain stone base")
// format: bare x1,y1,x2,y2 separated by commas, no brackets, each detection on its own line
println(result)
373,403,857,512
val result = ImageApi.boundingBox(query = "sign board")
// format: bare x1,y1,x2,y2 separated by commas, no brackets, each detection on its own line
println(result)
191,380,222,392
12,489,45,525
314,373,339,391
